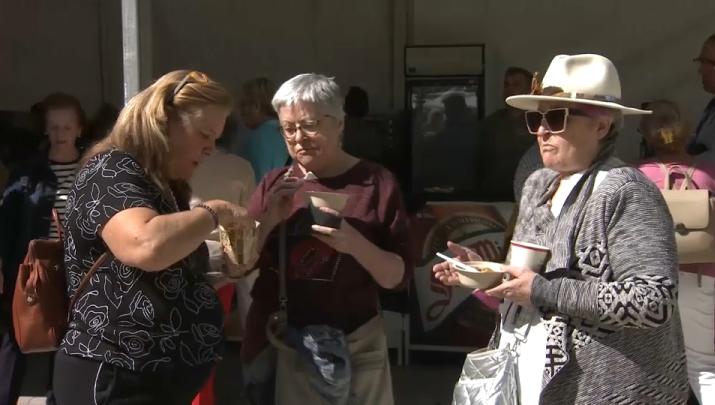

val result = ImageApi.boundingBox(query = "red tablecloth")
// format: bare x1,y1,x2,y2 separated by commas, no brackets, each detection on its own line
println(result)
192,283,235,405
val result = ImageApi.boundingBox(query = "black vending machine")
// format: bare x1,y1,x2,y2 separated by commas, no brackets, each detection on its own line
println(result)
405,44,486,201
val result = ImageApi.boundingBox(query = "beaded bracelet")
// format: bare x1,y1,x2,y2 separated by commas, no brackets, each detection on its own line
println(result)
195,203,219,229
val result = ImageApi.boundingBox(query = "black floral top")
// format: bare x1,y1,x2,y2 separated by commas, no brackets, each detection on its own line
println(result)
59,149,223,372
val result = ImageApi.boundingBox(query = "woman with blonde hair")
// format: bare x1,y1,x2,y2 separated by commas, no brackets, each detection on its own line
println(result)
52,70,253,404
636,99,715,405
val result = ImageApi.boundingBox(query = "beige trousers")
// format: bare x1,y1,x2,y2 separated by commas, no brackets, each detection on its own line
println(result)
267,314,394,405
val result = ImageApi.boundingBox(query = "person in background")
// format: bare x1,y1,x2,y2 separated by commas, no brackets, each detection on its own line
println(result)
0,106,45,173
191,127,256,334
234,77,289,183
421,92,479,193
85,102,120,146
0,146,8,194
513,142,543,203
636,99,715,405
191,127,256,230
688,33,715,158
477,66,535,201
52,70,252,404
189,128,256,405
341,86,384,163
505,70,545,264
0,92,86,405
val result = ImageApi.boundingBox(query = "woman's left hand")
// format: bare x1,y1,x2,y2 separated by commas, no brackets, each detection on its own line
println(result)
310,207,365,255
485,265,537,307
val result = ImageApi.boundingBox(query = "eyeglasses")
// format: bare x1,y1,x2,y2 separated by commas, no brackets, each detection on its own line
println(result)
694,56,715,66
168,71,210,104
524,108,590,134
279,115,333,140
694,56,715,72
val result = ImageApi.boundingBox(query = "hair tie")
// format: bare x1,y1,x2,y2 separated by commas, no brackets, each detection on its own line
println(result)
659,128,675,145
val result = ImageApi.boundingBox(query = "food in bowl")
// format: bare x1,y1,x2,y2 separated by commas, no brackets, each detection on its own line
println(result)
455,261,504,290
219,221,260,278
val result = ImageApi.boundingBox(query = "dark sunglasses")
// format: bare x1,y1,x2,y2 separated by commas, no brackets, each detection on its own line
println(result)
524,107,590,134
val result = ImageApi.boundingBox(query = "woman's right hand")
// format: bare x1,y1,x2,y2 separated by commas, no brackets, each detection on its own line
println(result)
432,241,482,286
202,200,251,228
264,176,302,223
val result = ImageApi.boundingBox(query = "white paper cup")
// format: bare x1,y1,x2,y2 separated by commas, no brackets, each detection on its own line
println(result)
305,191,349,212
219,221,260,278
305,191,349,228
508,240,550,271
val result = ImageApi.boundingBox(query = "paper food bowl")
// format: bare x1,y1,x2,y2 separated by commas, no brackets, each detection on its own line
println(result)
219,221,259,278
305,191,350,228
455,261,504,290
304,191,349,212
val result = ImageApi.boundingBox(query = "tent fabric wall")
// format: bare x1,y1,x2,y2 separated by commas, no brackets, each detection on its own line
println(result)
411,0,715,160
1,0,714,160
0,0,104,112
150,0,394,113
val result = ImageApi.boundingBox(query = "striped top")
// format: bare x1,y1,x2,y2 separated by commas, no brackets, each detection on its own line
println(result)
49,159,79,239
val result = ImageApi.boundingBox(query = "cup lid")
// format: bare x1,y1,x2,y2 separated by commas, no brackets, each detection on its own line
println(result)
510,240,550,252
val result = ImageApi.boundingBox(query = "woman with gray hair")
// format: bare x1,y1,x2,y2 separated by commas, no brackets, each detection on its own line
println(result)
434,55,689,404
241,73,412,404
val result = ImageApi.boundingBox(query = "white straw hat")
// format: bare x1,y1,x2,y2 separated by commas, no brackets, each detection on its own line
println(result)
506,54,651,115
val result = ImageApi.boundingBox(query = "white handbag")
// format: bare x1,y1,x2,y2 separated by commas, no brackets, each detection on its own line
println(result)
657,163,715,264
452,345,519,405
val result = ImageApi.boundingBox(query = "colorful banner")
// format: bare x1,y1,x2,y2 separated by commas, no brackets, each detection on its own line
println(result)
409,201,514,347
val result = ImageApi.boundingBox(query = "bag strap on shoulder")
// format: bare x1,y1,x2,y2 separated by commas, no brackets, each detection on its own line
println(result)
66,252,110,322
278,223,287,313
681,165,697,190
656,163,672,190
656,163,699,191
51,209,64,242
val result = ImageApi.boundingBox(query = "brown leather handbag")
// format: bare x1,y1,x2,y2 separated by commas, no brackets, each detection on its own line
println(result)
12,210,107,353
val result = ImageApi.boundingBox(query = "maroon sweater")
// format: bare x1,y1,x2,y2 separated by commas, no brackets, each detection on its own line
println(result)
241,160,412,362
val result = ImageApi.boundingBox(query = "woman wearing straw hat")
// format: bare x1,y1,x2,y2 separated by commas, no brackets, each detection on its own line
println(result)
434,54,688,404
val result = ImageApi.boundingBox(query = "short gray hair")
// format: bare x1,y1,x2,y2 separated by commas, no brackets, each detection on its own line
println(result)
272,73,345,119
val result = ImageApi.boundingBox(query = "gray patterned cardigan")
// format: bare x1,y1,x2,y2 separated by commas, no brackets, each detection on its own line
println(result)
513,161,689,404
